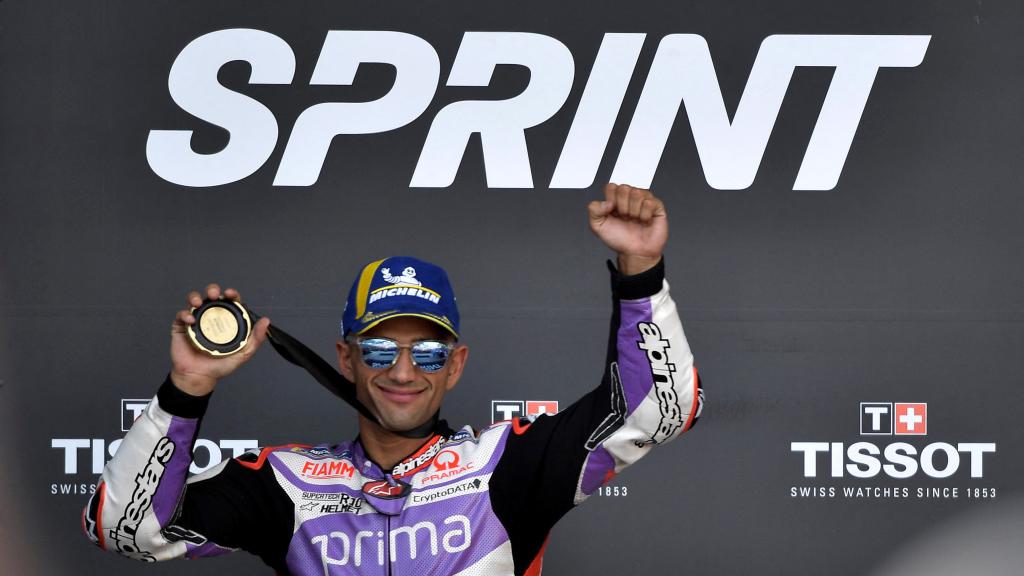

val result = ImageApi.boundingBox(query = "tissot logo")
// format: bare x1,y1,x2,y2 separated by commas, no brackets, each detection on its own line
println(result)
491,400,559,424
147,29,929,191
790,401,997,499
860,402,928,435
49,398,258,495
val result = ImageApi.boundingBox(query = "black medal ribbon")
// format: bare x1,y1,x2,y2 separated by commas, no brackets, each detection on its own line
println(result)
188,299,438,439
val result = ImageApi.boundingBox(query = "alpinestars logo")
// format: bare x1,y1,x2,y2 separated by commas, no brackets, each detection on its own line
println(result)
636,322,684,446
107,437,175,561
790,402,997,501
392,435,447,477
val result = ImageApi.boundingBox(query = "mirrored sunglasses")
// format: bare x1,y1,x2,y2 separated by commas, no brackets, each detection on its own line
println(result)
355,337,452,373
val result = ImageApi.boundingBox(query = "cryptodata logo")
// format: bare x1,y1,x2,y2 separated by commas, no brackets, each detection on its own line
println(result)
789,401,997,501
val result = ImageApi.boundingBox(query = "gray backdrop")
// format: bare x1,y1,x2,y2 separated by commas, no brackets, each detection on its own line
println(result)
2,1,1022,575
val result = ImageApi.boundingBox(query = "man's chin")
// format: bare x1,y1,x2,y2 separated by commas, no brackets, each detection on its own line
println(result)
376,411,433,435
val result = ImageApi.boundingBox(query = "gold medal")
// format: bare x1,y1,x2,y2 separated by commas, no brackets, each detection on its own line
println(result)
186,299,252,356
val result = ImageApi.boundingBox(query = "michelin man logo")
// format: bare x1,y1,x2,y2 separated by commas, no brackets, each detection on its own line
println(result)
381,267,421,286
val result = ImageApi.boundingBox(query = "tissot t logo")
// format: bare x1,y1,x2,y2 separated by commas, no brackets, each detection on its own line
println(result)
491,400,559,424
860,402,892,435
121,399,150,432
860,402,927,436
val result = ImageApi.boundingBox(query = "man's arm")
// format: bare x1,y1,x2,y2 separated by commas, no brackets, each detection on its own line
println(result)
490,184,704,572
82,286,291,569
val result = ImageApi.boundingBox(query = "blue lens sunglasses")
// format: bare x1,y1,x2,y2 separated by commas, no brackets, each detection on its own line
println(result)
353,337,453,373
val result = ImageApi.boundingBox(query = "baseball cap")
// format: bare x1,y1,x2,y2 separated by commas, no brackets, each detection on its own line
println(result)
341,256,460,339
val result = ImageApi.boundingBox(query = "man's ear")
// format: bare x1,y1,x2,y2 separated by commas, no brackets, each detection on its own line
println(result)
336,340,355,381
443,345,469,392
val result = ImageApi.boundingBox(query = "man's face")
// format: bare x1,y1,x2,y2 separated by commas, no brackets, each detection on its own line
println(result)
336,316,468,434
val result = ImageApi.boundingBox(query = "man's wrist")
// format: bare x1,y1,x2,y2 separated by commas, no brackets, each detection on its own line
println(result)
609,256,665,300
617,253,662,276
170,370,218,397
159,374,213,419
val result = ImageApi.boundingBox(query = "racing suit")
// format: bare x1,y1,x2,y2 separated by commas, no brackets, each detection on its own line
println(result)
83,260,704,575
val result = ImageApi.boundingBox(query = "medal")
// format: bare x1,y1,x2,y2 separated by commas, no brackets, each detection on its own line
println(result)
186,299,253,357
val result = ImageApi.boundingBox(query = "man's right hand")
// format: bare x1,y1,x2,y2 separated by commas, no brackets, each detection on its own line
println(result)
169,283,271,397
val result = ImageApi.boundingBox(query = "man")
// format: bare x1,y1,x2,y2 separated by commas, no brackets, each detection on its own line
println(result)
83,183,704,575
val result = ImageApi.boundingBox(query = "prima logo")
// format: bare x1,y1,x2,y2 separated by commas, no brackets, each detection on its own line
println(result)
311,515,471,567
147,30,929,190
792,402,995,479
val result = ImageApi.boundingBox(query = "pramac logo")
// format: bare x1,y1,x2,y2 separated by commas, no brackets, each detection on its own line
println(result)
433,450,460,471
419,450,473,484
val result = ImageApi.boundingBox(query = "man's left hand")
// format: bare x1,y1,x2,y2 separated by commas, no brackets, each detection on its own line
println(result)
588,183,668,275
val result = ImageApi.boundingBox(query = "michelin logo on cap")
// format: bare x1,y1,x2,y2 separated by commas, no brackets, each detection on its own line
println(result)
382,267,422,286
342,256,460,338
370,267,441,305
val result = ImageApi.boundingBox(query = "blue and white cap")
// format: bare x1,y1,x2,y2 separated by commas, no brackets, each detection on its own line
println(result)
341,256,460,339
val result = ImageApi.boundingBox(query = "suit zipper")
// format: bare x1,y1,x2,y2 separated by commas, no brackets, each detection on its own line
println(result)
386,515,393,576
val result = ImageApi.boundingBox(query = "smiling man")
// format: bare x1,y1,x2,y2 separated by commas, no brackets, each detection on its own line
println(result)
83,184,705,575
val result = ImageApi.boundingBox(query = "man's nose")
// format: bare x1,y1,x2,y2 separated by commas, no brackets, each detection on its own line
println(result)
387,348,417,383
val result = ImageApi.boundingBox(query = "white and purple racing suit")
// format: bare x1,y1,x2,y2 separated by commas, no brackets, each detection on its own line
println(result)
83,260,704,575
